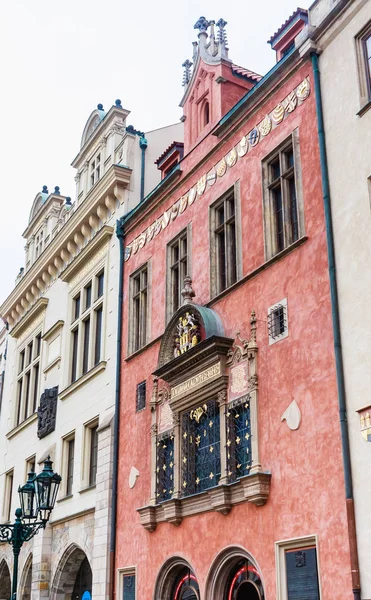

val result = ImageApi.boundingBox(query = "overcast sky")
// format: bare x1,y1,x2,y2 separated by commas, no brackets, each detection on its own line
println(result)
0,0,308,302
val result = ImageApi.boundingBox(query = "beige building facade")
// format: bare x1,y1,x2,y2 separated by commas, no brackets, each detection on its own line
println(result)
306,0,371,597
0,100,182,600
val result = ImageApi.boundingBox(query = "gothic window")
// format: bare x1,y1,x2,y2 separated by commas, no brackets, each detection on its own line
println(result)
167,228,189,320
204,101,210,126
210,189,240,297
226,395,252,483
172,567,200,600
129,263,150,354
15,331,42,426
156,431,174,502
70,269,105,383
262,131,304,260
181,399,221,496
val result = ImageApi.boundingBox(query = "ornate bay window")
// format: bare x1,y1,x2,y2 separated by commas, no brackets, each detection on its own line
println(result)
138,278,270,531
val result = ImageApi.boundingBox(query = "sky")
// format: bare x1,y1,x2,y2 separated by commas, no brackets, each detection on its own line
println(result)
0,0,308,303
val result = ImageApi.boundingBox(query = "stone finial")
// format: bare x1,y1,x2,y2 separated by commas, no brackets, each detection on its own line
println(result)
54,186,60,194
181,275,195,304
97,103,104,110
216,18,228,53
65,197,72,206
194,16,209,33
42,185,48,194
115,99,122,107
182,59,193,86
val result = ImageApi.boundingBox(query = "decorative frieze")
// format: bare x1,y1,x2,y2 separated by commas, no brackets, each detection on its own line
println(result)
124,78,311,262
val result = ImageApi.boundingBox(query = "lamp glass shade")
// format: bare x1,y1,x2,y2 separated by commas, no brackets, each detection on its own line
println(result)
34,457,62,521
18,471,37,519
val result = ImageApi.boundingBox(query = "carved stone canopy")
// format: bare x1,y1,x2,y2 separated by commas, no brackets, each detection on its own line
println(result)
157,303,224,368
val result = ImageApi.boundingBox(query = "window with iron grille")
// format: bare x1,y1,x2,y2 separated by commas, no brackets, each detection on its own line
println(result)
226,395,252,483
268,299,288,345
156,431,174,502
122,574,135,600
167,229,189,319
181,399,220,496
136,381,146,412
262,132,304,260
210,192,237,296
130,265,149,353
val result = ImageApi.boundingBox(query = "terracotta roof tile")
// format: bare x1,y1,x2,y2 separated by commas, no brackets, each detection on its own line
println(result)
155,141,184,166
267,7,308,44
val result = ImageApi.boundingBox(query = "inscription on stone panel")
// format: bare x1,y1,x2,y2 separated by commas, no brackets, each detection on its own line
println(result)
229,362,249,401
158,400,173,434
171,363,221,399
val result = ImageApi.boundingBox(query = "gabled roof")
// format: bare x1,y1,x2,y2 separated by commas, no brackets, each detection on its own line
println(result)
267,7,308,45
155,141,184,166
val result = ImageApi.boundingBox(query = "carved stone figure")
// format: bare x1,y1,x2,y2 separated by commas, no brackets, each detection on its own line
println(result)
37,386,58,439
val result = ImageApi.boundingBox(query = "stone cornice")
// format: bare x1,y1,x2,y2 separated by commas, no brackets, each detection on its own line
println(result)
10,298,48,339
60,225,113,283
0,164,131,328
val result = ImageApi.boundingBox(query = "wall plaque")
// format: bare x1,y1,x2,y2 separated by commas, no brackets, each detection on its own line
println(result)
229,361,249,401
171,363,221,400
37,386,58,439
158,400,173,434
286,547,320,600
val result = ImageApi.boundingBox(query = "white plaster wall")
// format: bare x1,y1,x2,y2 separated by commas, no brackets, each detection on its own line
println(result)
312,0,371,594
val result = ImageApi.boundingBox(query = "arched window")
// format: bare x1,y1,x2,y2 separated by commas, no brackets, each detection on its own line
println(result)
204,101,210,125
225,559,264,600
172,567,200,600
206,548,265,600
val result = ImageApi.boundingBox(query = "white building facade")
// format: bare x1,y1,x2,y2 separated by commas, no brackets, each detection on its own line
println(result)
0,99,182,600
306,0,371,597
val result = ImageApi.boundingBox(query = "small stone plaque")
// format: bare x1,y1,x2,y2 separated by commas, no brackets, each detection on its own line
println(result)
229,362,249,401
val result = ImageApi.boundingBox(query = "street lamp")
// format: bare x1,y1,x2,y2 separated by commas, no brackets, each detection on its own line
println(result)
0,456,61,600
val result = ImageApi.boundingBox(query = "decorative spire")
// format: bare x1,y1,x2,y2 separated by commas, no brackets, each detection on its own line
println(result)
216,18,228,56
192,41,198,62
194,16,209,33
182,59,193,86
181,275,195,304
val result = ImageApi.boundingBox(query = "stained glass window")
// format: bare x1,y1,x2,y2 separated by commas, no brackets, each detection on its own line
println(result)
172,567,200,600
181,399,220,496
226,395,252,483
156,431,174,502
224,558,264,600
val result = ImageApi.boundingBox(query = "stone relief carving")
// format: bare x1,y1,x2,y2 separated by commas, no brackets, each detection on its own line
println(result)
37,386,58,439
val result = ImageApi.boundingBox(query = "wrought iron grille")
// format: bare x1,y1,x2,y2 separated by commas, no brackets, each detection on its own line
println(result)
156,431,174,502
181,399,220,496
268,304,287,339
226,394,251,483
136,381,146,412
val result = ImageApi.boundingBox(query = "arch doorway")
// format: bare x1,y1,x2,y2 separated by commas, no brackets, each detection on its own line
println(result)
51,545,92,600
205,548,265,600
20,555,32,600
0,560,11,600
154,558,200,600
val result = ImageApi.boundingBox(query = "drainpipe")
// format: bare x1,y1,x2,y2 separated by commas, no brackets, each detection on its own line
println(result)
311,51,361,600
139,136,148,202
109,219,125,600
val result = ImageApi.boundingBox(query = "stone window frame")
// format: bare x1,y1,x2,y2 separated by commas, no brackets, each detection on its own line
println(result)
117,567,137,600
355,20,371,113
14,328,42,428
60,431,75,499
209,182,242,299
275,534,321,600
81,416,99,490
68,264,106,385
139,314,271,532
166,224,192,323
128,260,152,356
268,297,288,345
90,152,101,188
262,129,305,261
25,455,36,480
2,469,14,523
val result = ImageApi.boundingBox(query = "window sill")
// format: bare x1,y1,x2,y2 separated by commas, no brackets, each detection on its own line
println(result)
137,471,271,532
59,361,107,401
6,412,38,440
207,236,307,308
357,100,371,117
57,494,73,503
79,484,96,494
